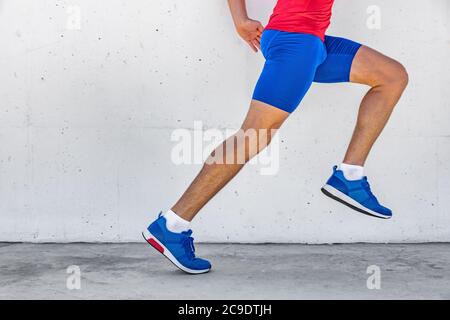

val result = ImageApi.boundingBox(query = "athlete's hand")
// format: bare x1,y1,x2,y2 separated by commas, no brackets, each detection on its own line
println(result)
235,19,264,52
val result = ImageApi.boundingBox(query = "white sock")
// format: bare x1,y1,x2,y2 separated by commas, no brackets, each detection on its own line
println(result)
164,209,190,233
338,163,364,181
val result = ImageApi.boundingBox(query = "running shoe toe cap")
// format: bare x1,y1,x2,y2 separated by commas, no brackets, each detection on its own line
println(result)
178,256,211,271
368,203,392,217
378,205,392,217
191,258,211,271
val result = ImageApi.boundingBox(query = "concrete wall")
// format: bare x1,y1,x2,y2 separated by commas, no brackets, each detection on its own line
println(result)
0,0,449,243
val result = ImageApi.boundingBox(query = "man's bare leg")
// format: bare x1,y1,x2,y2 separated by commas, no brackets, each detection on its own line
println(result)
343,46,409,165
172,100,289,221
322,46,408,219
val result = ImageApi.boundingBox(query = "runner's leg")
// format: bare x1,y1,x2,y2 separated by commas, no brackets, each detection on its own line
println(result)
172,100,289,221
344,46,408,165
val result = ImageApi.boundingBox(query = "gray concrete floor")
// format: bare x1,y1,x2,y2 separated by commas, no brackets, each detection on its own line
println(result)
0,243,449,299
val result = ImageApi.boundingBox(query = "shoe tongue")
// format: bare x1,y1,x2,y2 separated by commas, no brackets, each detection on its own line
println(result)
182,229,193,237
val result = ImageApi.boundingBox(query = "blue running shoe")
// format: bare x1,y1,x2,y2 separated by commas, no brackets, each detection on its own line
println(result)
142,213,211,274
321,166,392,219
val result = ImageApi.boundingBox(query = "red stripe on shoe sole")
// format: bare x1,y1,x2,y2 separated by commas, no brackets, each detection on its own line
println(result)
146,238,164,254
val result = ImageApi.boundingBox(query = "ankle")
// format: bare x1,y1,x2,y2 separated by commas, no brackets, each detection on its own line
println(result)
338,163,364,181
164,209,191,233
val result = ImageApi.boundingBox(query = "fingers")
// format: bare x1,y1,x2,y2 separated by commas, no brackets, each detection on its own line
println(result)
257,21,264,33
251,30,262,44
253,32,261,50
256,23,263,42
252,38,260,50
246,40,258,53
242,20,264,53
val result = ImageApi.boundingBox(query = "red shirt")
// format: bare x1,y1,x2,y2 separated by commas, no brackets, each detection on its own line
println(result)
265,0,335,41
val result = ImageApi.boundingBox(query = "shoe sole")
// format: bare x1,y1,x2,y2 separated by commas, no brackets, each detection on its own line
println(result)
321,184,392,220
142,229,211,275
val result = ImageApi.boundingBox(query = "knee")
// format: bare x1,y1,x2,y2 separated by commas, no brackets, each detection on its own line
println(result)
392,62,409,90
379,61,409,91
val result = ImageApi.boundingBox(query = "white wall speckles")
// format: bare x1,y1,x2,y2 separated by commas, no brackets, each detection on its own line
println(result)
0,0,449,243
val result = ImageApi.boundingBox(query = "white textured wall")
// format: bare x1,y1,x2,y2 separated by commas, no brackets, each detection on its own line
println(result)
0,0,449,243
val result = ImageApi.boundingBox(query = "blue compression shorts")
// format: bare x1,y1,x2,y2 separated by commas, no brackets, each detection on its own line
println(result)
252,30,362,113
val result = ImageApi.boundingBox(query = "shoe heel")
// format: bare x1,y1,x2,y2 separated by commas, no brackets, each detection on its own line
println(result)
142,231,165,254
